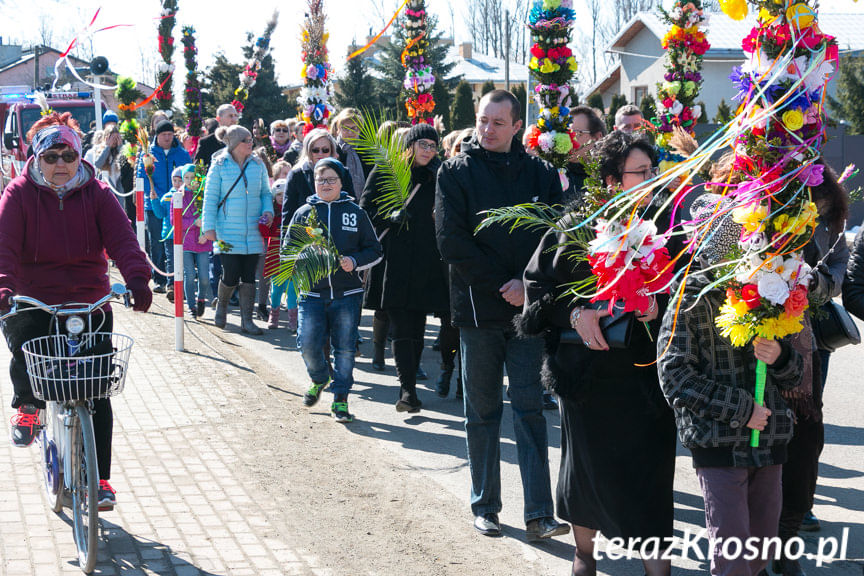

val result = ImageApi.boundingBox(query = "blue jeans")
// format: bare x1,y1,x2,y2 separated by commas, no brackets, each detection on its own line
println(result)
297,294,361,398
460,326,554,523
145,210,167,286
183,251,212,310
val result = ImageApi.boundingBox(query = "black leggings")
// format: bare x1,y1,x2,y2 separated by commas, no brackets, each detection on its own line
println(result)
438,311,460,370
3,308,114,480
220,253,259,285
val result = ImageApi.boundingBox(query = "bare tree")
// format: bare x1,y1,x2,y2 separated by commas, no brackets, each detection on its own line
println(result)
462,0,528,62
36,12,54,47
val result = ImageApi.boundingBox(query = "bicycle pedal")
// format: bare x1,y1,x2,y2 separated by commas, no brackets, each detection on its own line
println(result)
97,502,115,512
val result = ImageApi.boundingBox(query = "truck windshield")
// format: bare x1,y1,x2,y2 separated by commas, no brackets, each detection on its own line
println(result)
20,105,98,139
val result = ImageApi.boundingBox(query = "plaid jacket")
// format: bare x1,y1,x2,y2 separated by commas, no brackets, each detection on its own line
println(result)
658,273,801,466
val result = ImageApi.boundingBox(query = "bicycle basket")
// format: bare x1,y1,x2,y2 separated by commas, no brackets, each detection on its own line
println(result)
21,333,134,402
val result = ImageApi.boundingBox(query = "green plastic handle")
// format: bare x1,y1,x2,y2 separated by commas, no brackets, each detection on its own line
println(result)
750,359,767,448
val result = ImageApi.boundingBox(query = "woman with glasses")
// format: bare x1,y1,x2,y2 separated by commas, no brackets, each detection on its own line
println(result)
202,125,274,335
359,124,449,413
270,120,293,158
0,111,153,509
520,131,677,576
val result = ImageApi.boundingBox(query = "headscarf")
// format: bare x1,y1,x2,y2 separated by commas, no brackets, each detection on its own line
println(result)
31,125,82,158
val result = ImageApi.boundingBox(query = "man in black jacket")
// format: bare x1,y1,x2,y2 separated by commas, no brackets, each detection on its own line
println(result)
194,103,239,167
435,90,568,541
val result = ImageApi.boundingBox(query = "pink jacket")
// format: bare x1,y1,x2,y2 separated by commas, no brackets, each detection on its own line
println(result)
180,186,213,253
0,158,151,306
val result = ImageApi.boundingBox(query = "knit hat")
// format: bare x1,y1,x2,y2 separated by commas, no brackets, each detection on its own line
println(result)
405,123,439,147
172,166,183,180
102,110,119,125
216,125,252,153
314,157,347,183
272,178,287,196
180,163,196,177
155,120,174,135
689,193,743,265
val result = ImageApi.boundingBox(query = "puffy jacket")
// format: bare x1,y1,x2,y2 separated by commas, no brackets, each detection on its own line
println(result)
201,151,273,255
282,161,357,226
360,159,448,312
658,271,802,468
288,192,382,300
150,190,174,241
435,136,563,329
136,142,191,211
0,158,151,306
843,219,864,320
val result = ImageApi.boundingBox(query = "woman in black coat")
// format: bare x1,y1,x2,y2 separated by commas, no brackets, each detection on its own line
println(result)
359,123,449,412
521,132,675,576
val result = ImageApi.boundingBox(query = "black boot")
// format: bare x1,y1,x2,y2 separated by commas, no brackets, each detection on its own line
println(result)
392,338,421,412
436,364,453,398
372,341,385,371
372,312,388,371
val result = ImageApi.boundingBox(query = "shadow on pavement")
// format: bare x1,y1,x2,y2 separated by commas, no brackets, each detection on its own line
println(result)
97,519,219,575
824,423,864,447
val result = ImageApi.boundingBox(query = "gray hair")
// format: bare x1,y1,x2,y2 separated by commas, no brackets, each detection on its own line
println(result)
216,104,238,119
614,104,642,127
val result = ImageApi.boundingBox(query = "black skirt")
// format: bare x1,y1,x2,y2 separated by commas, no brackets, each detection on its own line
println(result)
556,364,677,541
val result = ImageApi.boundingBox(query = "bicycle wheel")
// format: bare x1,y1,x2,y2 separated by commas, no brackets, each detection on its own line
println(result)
40,403,64,513
71,405,99,574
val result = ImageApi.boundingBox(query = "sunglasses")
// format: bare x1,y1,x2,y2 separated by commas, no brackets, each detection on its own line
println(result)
41,150,79,164
314,177,340,185
311,147,331,154
273,127,289,133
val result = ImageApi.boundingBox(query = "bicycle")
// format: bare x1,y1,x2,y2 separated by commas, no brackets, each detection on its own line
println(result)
0,284,134,574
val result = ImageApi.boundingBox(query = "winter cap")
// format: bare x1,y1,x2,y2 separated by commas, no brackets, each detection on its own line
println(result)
180,163,196,177
689,193,742,266
102,110,119,125
172,166,183,180
272,178,287,196
215,125,252,153
155,120,175,135
314,157,347,184
405,123,439,147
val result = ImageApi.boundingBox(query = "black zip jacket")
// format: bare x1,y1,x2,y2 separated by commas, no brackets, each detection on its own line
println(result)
843,219,864,320
435,136,563,329
288,192,382,300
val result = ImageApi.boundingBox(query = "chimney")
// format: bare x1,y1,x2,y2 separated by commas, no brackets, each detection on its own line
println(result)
459,42,472,60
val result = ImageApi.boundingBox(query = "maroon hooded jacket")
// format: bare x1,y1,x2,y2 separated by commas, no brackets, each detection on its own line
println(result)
0,158,151,307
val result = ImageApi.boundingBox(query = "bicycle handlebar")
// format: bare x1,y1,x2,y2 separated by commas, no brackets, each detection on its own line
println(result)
0,284,129,322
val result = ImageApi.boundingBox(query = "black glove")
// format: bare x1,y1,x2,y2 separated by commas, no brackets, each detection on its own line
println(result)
127,278,152,313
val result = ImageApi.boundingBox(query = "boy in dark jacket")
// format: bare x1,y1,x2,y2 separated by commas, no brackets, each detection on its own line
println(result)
658,193,802,576
289,159,382,423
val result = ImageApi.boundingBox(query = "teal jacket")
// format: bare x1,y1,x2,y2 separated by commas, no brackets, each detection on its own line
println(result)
201,151,273,255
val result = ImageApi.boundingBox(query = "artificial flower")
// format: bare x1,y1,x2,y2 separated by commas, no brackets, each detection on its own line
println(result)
782,109,805,131
784,286,809,316
720,0,748,21
740,284,762,309
732,203,769,234
757,272,790,306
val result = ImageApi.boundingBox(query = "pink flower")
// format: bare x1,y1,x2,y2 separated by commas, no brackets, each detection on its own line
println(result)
798,163,825,187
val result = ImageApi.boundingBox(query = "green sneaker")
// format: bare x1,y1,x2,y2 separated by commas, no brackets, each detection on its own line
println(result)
303,379,330,407
331,400,354,423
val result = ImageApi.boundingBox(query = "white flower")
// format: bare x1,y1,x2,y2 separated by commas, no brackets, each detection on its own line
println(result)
804,60,834,93
758,272,791,306
739,232,767,251
666,100,684,116
692,105,702,120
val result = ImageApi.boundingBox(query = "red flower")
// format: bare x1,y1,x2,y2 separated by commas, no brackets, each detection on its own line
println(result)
740,284,761,310
530,44,545,59
726,287,741,306
784,287,808,317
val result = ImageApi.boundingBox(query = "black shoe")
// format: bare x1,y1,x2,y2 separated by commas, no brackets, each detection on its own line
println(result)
303,379,329,407
474,513,501,536
416,366,428,381
773,557,806,576
10,404,41,448
800,510,820,532
436,369,452,398
153,285,167,294
196,300,206,317
395,398,422,413
166,288,174,303
331,397,354,424
372,343,385,371
256,303,268,321
542,393,558,411
526,517,570,542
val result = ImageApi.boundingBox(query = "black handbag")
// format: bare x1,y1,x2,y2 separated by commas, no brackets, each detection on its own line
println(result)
558,303,636,349
812,300,861,352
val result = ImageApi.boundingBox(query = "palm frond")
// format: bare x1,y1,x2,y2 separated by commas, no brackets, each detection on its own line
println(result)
272,210,341,294
475,203,566,235
353,109,412,220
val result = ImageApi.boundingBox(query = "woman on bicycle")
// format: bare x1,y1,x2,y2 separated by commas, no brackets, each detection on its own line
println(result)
0,111,152,509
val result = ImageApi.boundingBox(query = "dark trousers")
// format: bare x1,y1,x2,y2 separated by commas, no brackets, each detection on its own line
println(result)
387,309,427,402
209,253,223,298
3,309,114,480
696,465,782,576
220,253,259,285
438,311,460,371
145,210,167,287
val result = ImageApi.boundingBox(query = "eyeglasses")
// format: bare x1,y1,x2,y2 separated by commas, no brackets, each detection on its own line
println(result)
314,177,340,185
622,167,659,180
242,137,253,144
415,141,437,151
41,150,79,164
310,147,331,154
273,127,289,133
573,129,593,135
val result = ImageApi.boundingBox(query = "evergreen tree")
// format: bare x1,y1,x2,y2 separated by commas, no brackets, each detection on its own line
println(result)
587,93,605,114
512,83,528,124
335,54,380,112
432,78,452,131
829,56,864,135
606,93,627,133
714,99,733,125
202,53,242,118
371,14,458,122
640,93,657,122
451,80,476,130
481,80,496,96
697,100,709,124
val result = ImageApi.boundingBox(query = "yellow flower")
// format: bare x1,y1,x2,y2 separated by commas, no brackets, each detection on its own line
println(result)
756,312,804,340
733,204,769,234
720,323,754,347
786,3,816,30
782,109,805,132
567,57,578,72
720,0,748,21
539,59,559,74
529,57,540,70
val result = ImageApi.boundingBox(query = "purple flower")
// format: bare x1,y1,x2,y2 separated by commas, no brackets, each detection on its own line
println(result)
798,163,825,187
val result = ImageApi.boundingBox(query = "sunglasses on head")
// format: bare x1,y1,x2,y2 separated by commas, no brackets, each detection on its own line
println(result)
311,147,331,154
41,150,79,164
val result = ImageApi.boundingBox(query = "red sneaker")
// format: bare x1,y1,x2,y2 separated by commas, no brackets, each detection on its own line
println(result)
10,405,41,448
97,480,116,511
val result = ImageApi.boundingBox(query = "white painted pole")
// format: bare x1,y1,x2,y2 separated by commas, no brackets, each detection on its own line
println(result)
173,191,184,352
94,76,103,131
